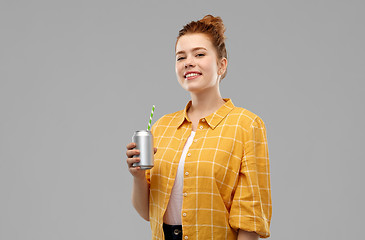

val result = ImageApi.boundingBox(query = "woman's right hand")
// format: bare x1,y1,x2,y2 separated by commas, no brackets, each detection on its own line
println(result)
125,142,157,179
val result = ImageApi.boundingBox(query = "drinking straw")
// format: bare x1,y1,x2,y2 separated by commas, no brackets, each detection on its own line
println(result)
147,105,155,131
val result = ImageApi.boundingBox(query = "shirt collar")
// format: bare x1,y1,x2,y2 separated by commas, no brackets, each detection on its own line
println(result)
176,98,235,130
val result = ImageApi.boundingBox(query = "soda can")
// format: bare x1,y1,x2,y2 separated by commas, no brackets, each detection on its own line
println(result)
132,130,154,169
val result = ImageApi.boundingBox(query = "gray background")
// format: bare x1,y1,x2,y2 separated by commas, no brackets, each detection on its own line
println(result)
1,0,364,239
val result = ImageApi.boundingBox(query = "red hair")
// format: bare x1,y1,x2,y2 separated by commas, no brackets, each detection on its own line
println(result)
177,15,228,80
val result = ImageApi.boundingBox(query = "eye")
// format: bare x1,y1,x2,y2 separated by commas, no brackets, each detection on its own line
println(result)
196,53,205,57
176,56,185,61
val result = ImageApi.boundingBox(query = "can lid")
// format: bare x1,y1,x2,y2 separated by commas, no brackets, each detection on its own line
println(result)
134,130,152,136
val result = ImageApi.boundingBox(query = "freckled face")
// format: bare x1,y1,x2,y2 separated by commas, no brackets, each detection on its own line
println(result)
175,33,222,93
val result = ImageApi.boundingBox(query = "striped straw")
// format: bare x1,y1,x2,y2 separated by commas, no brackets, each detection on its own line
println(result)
147,105,155,131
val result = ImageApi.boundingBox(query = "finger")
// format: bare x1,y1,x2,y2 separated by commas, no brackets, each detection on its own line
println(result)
126,142,136,150
129,166,145,175
126,157,140,167
126,149,140,158
154,147,157,154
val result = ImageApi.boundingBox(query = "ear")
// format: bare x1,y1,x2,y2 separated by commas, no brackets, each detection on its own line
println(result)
217,57,228,75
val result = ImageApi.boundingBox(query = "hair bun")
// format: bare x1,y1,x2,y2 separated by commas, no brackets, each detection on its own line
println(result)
198,15,226,39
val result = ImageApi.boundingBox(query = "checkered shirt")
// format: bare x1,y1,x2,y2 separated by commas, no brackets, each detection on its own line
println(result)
146,99,271,239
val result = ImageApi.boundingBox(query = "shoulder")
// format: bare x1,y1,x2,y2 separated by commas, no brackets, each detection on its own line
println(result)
153,110,183,126
229,106,266,129
151,109,184,134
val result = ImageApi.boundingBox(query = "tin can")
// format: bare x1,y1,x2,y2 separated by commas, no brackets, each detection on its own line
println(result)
132,130,154,169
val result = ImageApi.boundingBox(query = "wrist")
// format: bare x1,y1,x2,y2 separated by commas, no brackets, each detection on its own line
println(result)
133,175,147,183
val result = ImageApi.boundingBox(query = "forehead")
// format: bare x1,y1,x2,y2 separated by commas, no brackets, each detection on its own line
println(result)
175,33,214,53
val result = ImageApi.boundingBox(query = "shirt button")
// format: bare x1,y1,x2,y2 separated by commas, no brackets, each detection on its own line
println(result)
199,126,203,129
182,213,187,217
187,153,191,157
185,236,188,239
201,119,205,122
185,172,189,176
193,139,197,143
183,192,187,197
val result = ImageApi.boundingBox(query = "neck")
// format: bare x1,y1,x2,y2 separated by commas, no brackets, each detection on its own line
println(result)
188,85,225,117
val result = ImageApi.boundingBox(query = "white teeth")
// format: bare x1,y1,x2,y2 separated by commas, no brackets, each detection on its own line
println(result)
185,73,200,78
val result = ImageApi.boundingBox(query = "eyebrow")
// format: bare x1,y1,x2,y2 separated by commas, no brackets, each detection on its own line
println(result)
175,47,207,56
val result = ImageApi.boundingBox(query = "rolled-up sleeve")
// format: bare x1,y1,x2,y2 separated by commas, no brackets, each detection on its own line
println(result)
229,116,272,238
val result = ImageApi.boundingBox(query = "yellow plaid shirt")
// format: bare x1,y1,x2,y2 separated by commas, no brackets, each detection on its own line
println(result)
146,98,271,239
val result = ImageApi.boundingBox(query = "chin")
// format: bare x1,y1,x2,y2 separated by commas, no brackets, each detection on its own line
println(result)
185,87,206,94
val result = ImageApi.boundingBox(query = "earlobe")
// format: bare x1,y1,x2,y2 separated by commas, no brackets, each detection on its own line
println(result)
218,67,225,75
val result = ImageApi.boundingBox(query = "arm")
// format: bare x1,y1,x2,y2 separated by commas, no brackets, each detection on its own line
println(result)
229,116,271,238
126,143,156,221
238,229,259,240
131,174,149,221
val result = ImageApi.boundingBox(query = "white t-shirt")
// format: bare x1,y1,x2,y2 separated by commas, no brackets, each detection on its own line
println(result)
163,131,196,225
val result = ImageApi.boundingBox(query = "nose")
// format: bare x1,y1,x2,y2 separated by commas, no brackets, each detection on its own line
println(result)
184,55,195,68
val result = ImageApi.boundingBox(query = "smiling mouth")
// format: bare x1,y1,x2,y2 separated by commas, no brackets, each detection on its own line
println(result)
185,72,201,80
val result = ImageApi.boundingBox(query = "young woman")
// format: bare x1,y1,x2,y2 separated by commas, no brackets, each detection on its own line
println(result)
126,15,272,240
